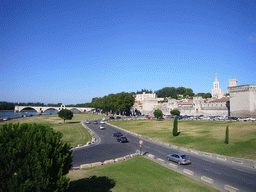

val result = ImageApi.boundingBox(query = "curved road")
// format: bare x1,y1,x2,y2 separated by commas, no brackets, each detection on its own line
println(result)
72,118,256,192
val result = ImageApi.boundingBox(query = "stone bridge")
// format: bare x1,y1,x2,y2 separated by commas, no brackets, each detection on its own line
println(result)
14,104,95,113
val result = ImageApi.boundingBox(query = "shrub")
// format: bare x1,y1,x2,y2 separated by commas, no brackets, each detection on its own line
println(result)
225,126,229,144
154,109,163,119
0,123,74,192
173,116,180,136
170,109,180,116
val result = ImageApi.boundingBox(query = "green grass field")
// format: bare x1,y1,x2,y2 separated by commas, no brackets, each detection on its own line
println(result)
0,113,106,147
67,156,219,192
109,119,256,160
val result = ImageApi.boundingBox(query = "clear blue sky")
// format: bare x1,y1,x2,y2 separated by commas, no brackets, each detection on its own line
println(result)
1,0,256,104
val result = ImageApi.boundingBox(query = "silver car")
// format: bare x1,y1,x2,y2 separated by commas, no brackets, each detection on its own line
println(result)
166,153,191,165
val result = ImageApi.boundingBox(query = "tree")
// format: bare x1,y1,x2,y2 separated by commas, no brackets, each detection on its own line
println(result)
171,109,180,116
58,109,73,123
0,123,74,191
225,126,229,144
172,116,180,136
153,109,163,119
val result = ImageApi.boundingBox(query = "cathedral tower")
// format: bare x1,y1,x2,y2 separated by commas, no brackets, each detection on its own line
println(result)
212,74,225,98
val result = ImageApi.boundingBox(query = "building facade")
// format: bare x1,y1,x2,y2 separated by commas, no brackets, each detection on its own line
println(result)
132,75,255,117
133,94,229,116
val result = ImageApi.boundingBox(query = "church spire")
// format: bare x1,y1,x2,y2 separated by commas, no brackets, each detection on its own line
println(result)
215,73,218,81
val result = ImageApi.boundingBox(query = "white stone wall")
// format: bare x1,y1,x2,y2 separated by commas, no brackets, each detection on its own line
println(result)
228,85,256,117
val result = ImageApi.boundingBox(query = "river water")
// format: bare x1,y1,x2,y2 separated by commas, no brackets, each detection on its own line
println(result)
0,110,59,118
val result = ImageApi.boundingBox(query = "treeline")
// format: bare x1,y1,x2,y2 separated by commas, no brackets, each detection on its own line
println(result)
155,87,195,99
0,102,46,110
91,92,135,115
195,92,212,99
155,87,212,99
136,89,153,94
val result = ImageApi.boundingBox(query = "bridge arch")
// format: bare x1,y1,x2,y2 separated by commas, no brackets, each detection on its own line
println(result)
42,107,60,113
18,106,41,113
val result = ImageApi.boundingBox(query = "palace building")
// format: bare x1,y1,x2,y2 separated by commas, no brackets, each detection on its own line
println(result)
132,74,255,117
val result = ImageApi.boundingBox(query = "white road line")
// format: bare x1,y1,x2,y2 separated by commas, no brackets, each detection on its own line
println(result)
201,158,215,164
232,167,253,174
205,168,221,175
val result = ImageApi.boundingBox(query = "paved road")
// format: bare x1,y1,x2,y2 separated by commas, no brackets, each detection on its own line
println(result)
72,118,256,192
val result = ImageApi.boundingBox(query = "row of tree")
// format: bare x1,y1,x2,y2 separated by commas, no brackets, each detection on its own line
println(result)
0,102,47,110
91,92,135,115
155,87,212,99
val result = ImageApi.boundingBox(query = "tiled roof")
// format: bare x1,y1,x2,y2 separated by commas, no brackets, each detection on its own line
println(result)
210,97,230,102
178,101,193,105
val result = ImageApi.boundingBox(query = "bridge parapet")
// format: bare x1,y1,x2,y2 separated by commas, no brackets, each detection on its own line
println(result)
14,105,95,113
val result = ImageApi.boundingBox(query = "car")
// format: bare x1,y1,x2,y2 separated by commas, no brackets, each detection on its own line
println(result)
93,120,98,124
117,136,128,143
146,116,152,119
158,117,164,119
100,120,105,124
116,116,121,119
166,153,191,165
99,125,106,130
249,117,256,121
3,116,10,121
229,117,238,121
113,132,123,137
109,116,115,119
177,115,183,120
85,120,90,124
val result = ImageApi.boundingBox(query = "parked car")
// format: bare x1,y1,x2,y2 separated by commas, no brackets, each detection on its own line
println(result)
100,120,105,124
158,117,164,120
113,132,123,137
93,120,98,124
109,116,115,119
3,116,10,121
99,125,106,130
203,116,210,120
249,117,256,121
146,116,152,119
117,136,128,143
177,115,183,120
116,116,121,119
229,117,238,121
166,153,191,165
85,120,90,124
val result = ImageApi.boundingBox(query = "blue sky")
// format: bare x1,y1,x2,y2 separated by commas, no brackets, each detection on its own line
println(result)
1,0,256,104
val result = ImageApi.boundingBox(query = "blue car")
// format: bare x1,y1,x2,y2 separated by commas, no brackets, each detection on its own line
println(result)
117,136,128,143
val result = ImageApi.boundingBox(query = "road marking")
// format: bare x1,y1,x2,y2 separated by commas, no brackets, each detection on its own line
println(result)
205,168,221,175
201,158,215,164
232,167,254,174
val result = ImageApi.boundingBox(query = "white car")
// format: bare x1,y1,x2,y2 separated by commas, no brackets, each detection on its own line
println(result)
100,120,105,124
203,116,210,120
99,125,106,130
3,116,10,121
85,120,90,124
248,117,256,121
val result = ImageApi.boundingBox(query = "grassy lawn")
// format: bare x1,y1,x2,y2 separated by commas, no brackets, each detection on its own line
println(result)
109,119,256,160
67,156,219,192
0,113,106,147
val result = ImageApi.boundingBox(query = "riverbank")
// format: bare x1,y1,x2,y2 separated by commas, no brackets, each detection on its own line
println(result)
0,113,106,147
